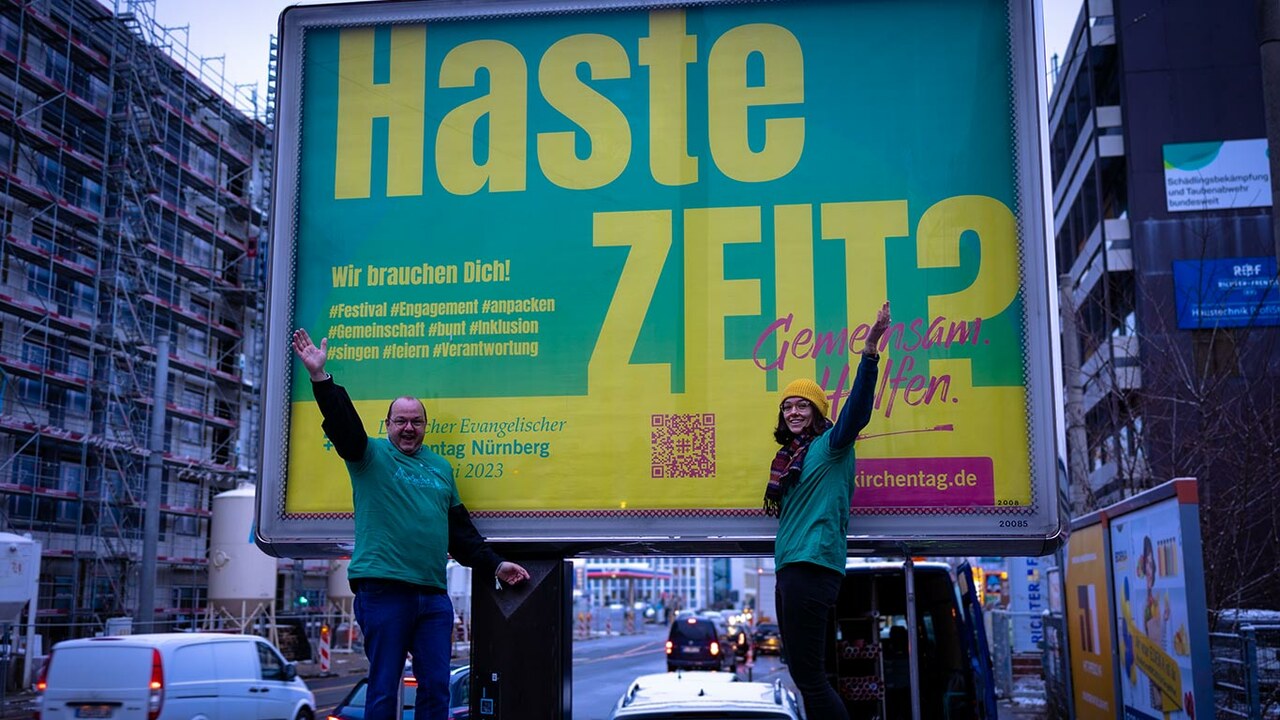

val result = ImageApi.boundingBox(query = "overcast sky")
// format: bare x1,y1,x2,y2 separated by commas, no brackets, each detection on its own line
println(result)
151,0,1083,109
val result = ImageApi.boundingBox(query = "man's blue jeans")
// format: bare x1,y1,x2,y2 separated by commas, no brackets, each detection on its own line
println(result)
354,579,455,720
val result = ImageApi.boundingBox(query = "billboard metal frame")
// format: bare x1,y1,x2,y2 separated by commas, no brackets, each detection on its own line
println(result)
257,0,1065,558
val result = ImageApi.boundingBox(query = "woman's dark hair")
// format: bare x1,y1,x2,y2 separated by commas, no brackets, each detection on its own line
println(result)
773,408,827,445
1140,535,1155,579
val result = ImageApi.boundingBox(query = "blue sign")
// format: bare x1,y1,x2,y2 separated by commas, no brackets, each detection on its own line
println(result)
1172,257,1280,329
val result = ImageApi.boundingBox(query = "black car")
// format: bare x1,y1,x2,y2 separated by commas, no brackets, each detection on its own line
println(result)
752,623,782,655
665,617,733,672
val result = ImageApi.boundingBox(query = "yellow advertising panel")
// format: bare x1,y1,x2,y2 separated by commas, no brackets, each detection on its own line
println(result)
1065,524,1117,719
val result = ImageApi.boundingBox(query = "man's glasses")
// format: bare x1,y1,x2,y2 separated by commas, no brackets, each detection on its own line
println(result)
388,418,425,429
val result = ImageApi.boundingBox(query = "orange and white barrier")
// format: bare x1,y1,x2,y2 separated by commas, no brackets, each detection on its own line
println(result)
319,625,331,673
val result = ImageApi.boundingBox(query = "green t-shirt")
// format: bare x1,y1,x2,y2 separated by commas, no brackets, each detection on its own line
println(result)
346,438,460,589
773,431,858,574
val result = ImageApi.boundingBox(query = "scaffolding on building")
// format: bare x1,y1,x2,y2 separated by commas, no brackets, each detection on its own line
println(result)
0,0,270,644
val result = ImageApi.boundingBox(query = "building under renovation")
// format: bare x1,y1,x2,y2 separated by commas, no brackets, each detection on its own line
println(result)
0,0,273,642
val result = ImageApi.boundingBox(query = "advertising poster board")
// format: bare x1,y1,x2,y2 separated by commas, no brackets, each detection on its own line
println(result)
1108,482,1211,720
1163,139,1272,212
1065,521,1117,719
258,0,1062,556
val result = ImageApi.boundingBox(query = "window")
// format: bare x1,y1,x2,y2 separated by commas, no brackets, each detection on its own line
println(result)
21,342,48,366
256,642,289,681
28,232,54,252
80,177,103,214
187,236,214,268
17,377,43,404
169,514,199,537
154,276,178,305
25,264,52,299
36,153,64,193
0,16,19,57
100,469,124,504
64,389,89,418
178,419,203,445
186,143,217,180
71,280,96,313
41,42,70,83
171,585,206,611
58,464,83,494
41,574,75,614
184,326,208,355
10,455,39,487
181,386,206,412
65,354,91,381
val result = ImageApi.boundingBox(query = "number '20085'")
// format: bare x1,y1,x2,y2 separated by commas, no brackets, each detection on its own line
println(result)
999,519,1028,528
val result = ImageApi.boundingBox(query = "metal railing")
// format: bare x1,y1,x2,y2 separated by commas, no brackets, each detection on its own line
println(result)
988,609,1043,699
1212,623,1280,719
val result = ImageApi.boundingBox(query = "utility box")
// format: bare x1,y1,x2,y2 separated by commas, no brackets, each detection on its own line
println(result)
470,560,573,720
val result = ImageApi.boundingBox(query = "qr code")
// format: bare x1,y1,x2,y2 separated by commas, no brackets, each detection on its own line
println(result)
651,413,716,478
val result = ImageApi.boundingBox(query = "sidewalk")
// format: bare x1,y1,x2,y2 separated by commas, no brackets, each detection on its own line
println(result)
997,676,1050,719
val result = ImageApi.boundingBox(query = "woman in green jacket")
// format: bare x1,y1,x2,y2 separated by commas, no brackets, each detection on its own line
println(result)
765,302,889,720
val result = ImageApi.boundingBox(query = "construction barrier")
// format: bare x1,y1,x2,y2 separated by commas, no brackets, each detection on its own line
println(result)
318,625,331,673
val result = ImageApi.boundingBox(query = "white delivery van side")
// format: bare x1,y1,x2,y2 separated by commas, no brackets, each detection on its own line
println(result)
36,632,315,720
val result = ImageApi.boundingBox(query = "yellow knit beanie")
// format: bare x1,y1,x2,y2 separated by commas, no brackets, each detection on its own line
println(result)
780,378,830,417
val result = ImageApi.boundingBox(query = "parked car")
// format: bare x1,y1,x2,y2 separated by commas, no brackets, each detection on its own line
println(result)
665,616,733,672
752,622,783,655
34,632,315,720
330,664,470,719
609,672,801,719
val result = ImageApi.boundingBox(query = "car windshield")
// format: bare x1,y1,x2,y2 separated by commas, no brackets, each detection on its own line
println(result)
344,681,416,709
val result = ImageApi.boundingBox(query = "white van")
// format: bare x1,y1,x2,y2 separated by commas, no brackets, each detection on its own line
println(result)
36,632,316,720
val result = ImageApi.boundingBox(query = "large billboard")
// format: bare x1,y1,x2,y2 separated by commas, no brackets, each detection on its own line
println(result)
257,0,1063,557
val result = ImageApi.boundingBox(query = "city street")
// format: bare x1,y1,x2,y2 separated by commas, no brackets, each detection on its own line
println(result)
306,621,795,719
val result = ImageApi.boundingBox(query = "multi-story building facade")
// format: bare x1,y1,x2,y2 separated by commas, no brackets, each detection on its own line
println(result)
0,0,269,641
1051,0,1279,607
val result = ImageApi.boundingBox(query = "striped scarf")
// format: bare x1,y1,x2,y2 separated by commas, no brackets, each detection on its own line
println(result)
763,419,832,518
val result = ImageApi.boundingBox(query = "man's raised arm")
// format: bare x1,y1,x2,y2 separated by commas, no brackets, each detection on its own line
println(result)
292,328,367,462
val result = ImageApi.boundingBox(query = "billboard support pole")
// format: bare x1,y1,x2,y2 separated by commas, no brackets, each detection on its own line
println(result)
1259,0,1280,265
903,553,922,720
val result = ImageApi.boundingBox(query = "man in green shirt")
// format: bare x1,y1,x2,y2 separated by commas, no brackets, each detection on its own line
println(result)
293,328,529,720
